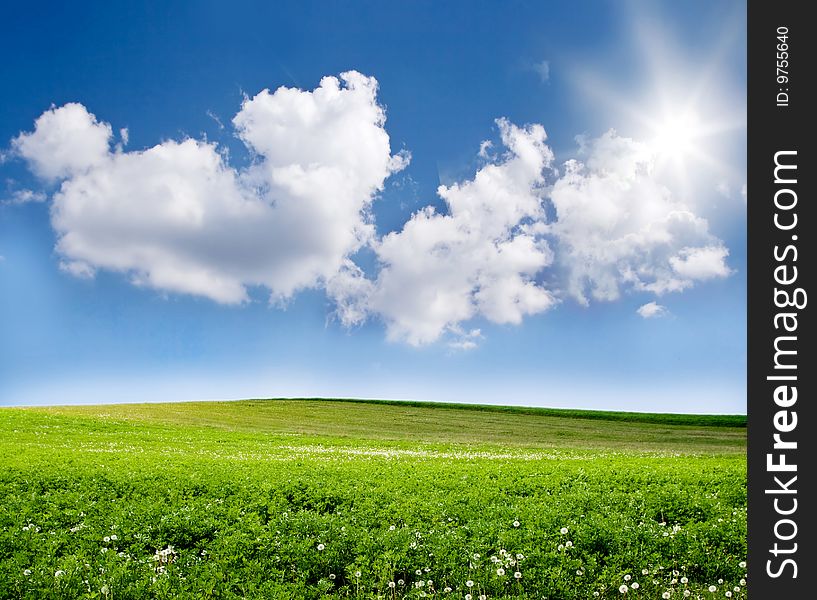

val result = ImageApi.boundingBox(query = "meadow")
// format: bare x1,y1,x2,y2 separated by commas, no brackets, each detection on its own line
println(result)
0,399,747,599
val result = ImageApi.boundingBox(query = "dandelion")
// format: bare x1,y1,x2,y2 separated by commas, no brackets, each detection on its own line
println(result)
739,579,746,586
355,571,361,578
389,525,396,531
427,580,433,587
514,572,522,579
726,593,732,598
444,587,452,592
631,582,639,589
558,544,564,551
681,577,688,584
709,585,717,592
416,569,423,576
684,591,691,597
473,553,480,560
388,582,396,589
739,561,746,569
566,541,573,548
718,579,723,585
329,574,336,580
55,570,65,577
620,584,628,593
317,543,325,551
398,579,405,585
516,553,524,560
577,570,583,576
103,536,110,543
466,580,474,588
663,594,671,599
594,593,600,598
465,595,472,600
560,527,569,534
497,568,505,576
624,574,632,581
479,596,487,600
110,534,117,541
513,520,520,527
642,569,650,575
23,569,31,576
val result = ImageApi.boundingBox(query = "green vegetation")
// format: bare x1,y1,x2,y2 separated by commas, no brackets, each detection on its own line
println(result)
0,399,747,599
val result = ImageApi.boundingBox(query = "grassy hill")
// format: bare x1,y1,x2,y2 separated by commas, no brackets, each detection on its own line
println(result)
21,398,746,454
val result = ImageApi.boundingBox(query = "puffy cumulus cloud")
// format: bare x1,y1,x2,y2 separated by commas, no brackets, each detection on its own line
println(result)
636,301,669,319
669,246,731,280
548,130,731,305
12,78,733,349
17,72,407,304
13,103,112,181
332,119,557,346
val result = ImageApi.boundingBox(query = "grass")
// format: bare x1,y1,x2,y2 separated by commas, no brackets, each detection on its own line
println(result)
0,398,747,599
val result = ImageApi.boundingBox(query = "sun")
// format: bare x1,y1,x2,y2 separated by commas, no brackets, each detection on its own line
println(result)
568,6,746,202
650,110,701,163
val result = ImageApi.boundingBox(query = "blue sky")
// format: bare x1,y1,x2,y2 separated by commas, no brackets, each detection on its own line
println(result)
0,1,747,412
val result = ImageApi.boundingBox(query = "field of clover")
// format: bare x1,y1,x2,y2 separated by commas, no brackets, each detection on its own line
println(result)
0,401,747,599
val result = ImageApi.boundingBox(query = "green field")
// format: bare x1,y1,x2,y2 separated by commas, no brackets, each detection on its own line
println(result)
0,399,747,599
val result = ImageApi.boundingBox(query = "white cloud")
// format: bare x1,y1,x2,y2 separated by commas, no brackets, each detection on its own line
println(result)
448,327,484,351
548,130,731,304
13,103,112,181
13,76,732,349
18,72,407,305
333,119,557,346
669,245,731,280
637,301,668,319
4,189,47,205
